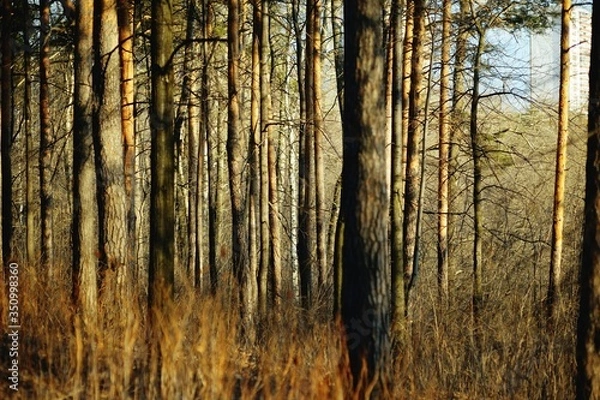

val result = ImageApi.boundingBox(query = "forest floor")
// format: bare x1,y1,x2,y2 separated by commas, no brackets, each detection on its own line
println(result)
0,261,577,399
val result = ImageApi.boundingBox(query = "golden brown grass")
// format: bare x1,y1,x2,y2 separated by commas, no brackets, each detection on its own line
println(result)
0,261,576,399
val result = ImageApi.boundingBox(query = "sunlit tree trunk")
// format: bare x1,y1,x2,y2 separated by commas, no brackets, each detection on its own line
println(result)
94,0,128,296
40,0,53,271
390,0,405,331
311,0,327,292
576,1,600,397
341,0,391,393
262,0,282,308
117,0,136,276
548,0,570,329
73,0,98,325
437,0,451,305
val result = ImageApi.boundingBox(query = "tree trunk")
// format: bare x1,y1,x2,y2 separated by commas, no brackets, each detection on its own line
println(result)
94,0,128,296
149,0,175,306
470,30,485,332
577,1,600,397
117,0,136,279
262,0,282,308
437,0,451,305
390,0,405,332
311,0,327,292
341,0,391,393
22,0,36,265
227,0,255,335
548,0,571,329
73,0,98,326
40,0,53,271
402,0,424,311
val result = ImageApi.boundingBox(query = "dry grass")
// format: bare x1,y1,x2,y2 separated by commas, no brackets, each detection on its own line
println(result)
0,261,576,399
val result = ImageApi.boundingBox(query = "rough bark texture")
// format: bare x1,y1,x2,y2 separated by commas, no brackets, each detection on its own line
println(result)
93,0,128,297
548,0,570,328
227,0,254,333
402,0,424,310
341,0,391,394
149,0,175,307
577,1,600,397
40,0,53,270
73,0,98,325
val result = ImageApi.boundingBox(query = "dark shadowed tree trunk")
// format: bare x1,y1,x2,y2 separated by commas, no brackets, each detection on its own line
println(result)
149,0,175,307
576,1,600,397
341,0,391,394
0,0,13,270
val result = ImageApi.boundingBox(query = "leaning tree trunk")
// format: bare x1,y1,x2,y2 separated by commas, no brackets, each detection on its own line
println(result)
341,0,391,394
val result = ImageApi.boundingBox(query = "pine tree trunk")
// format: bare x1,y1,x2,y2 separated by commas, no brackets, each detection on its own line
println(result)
390,0,406,331
341,0,391,392
576,1,600,397
73,0,98,326
40,0,53,271
402,0,425,311
22,0,36,265
437,0,451,305
94,0,128,296
548,0,571,329
227,0,255,335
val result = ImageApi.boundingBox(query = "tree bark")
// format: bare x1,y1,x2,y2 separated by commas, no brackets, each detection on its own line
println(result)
117,0,136,279
548,0,571,329
73,0,98,326
341,0,391,393
22,0,36,265
227,0,255,335
0,0,12,267
40,0,53,271
390,0,405,332
94,0,128,296
437,0,451,305
577,1,600,397
149,0,175,307
402,0,424,311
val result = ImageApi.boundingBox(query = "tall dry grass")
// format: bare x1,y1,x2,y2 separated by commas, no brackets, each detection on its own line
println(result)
0,260,576,399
